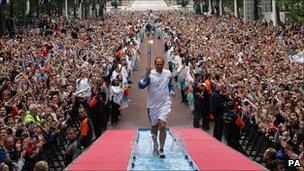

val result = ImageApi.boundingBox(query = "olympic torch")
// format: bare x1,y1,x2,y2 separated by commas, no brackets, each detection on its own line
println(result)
147,40,153,67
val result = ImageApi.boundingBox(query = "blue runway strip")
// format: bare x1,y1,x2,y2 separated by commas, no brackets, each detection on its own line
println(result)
128,128,199,171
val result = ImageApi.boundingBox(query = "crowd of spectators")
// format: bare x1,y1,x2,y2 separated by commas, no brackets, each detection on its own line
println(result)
0,11,148,170
1,7,304,171
160,11,304,170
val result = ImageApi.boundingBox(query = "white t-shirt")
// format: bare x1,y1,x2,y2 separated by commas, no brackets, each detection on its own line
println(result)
110,86,124,104
173,55,182,68
177,65,189,81
141,69,173,108
166,47,173,62
76,78,91,98
121,66,128,84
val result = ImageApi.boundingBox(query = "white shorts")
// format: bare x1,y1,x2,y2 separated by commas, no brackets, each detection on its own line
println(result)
147,104,171,126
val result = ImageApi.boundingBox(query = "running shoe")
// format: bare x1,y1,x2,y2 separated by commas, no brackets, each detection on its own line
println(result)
158,150,165,158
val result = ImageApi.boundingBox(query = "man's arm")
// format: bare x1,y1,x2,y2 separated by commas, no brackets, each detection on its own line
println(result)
138,75,150,89
168,77,174,93
138,66,151,89
168,77,176,97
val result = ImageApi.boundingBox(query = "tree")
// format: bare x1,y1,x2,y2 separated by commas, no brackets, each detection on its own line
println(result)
277,0,304,23
111,0,118,9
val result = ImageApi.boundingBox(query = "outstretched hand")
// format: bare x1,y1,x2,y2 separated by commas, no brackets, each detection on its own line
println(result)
146,66,151,76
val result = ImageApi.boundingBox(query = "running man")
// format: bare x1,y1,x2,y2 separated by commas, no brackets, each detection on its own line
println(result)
138,57,175,158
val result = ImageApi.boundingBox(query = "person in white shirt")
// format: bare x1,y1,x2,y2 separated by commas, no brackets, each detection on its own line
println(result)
172,53,182,78
166,47,174,72
110,78,126,124
75,74,91,102
110,65,121,82
138,57,176,158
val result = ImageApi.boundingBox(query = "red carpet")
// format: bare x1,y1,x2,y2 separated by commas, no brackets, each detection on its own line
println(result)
173,128,266,171
66,130,136,171
67,128,266,171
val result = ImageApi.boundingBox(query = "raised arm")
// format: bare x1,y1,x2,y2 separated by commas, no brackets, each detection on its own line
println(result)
138,66,151,89
138,76,150,89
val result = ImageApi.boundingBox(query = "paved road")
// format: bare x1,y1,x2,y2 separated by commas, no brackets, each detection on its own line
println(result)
109,37,193,130
125,0,175,11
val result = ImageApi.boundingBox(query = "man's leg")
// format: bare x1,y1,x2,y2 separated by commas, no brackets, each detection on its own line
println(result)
151,123,158,144
158,119,166,155
151,123,159,155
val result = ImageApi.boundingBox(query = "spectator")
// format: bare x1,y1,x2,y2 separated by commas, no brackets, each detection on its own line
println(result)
33,160,49,171
24,104,41,125
78,105,94,148
223,101,242,151
89,86,107,138
210,85,228,141
270,159,286,171
109,78,125,125
0,163,9,171
263,148,277,169
192,74,204,128
64,127,82,167
0,127,8,144
4,136,19,163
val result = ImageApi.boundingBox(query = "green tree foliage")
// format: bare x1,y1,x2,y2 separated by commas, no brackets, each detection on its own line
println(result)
200,0,243,15
0,0,88,18
277,0,304,23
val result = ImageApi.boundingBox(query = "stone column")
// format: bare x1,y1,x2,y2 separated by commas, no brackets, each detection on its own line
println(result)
208,0,212,13
234,0,238,18
65,0,68,18
26,0,30,15
272,0,278,26
219,0,223,16
79,2,82,19
96,4,100,18
89,5,92,18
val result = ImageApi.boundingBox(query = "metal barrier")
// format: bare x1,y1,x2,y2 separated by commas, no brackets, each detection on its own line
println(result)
239,121,273,167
